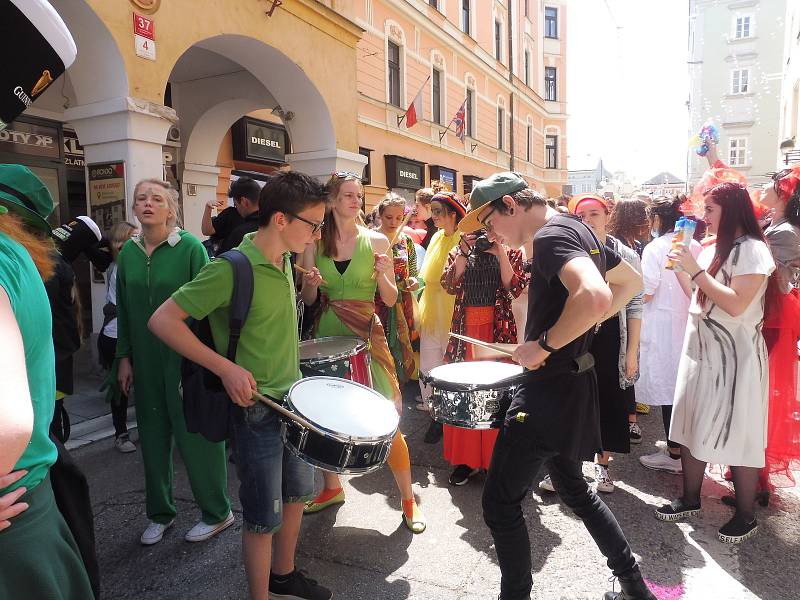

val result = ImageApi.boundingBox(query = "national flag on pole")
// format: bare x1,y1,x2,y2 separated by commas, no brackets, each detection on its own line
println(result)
453,100,467,141
404,77,429,128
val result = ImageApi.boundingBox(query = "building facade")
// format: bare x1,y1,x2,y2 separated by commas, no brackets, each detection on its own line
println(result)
326,0,569,205
778,0,800,167
688,0,786,189
20,0,366,332
640,171,685,198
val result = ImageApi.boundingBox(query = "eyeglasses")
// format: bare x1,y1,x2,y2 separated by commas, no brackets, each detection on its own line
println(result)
479,206,497,231
286,211,324,234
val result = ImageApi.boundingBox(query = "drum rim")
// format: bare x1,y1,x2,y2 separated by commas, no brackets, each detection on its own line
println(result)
299,336,368,365
281,424,392,475
423,361,525,392
285,376,399,442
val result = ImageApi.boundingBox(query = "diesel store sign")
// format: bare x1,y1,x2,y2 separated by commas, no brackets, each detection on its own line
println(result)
232,117,289,165
385,155,425,191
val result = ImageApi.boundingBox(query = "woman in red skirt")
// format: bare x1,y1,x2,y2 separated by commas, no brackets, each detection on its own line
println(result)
440,231,528,485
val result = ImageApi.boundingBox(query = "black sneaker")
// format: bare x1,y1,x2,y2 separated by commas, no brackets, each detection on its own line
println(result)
628,422,642,444
423,420,443,444
448,464,478,486
718,514,758,544
654,498,701,522
269,569,332,600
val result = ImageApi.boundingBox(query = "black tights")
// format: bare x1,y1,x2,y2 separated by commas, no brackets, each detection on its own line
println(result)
661,406,680,451
680,446,758,521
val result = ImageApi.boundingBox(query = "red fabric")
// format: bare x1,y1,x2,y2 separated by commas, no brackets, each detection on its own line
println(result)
443,306,500,469
762,284,800,488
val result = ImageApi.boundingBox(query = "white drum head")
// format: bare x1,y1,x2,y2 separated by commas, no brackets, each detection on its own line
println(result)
428,361,523,385
288,377,398,439
299,337,364,361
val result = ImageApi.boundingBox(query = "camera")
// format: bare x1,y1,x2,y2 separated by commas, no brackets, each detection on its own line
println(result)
474,234,494,253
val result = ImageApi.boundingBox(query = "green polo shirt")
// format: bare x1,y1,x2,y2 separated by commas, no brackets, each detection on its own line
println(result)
171,233,300,399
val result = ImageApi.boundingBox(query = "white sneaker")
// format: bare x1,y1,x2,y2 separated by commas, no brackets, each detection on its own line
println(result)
140,520,174,545
639,449,683,474
594,464,614,493
115,433,136,453
538,474,556,493
184,511,235,542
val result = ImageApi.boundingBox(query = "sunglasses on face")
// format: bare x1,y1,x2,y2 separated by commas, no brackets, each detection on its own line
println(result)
286,211,324,234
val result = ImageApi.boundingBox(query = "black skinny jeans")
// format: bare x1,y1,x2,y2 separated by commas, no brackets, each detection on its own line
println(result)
482,419,638,600
98,333,129,437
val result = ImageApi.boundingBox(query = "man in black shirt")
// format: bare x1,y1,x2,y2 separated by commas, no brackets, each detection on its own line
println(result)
201,176,261,255
458,172,655,600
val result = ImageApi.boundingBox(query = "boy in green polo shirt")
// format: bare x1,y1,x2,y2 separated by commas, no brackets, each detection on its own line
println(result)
148,171,331,600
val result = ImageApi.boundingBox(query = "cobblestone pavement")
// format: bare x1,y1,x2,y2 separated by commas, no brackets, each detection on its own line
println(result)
75,384,798,600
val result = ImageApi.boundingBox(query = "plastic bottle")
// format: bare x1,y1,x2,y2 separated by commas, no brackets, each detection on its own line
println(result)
666,218,697,271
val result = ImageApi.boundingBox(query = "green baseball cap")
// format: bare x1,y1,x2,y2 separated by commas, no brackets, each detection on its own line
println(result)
459,171,527,232
0,164,54,232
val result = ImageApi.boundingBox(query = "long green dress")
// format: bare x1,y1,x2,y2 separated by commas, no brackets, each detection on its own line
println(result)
315,227,395,399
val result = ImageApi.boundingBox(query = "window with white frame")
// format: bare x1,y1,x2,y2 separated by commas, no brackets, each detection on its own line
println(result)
461,0,471,36
387,41,401,107
545,67,557,101
466,88,475,138
546,135,558,169
728,137,748,166
735,15,752,39
545,7,558,39
432,68,442,125
497,106,505,150
526,124,532,162
495,19,502,61
731,68,750,94
524,50,531,87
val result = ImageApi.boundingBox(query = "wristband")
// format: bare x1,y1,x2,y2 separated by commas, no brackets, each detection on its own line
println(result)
691,269,705,281
538,329,558,353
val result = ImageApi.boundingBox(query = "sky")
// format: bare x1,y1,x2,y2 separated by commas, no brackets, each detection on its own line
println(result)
566,0,690,183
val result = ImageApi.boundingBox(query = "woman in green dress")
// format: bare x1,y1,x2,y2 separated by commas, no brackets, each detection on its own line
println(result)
299,173,425,533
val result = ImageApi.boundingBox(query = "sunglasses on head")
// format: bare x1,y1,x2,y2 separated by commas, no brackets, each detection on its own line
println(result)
331,171,362,179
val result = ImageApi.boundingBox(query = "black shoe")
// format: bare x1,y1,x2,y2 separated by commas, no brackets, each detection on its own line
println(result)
269,569,332,600
603,569,657,600
423,420,443,444
721,490,770,508
448,464,478,486
654,498,701,522
718,514,758,544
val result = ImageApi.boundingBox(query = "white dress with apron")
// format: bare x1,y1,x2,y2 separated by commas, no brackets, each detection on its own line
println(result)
670,237,775,468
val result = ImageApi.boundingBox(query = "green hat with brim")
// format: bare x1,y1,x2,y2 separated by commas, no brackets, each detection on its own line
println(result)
0,164,54,232
458,171,527,233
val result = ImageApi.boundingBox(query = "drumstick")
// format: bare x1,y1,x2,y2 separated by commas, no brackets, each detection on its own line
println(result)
252,391,328,437
295,264,328,286
449,333,517,357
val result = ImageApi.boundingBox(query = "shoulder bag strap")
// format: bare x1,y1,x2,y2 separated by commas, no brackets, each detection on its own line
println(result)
219,249,255,361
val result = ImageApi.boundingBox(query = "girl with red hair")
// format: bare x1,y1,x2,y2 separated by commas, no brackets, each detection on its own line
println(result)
656,182,774,544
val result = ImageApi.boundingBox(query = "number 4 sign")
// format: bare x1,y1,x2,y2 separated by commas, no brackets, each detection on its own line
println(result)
133,14,156,61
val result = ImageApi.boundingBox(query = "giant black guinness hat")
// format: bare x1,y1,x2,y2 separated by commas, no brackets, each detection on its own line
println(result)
0,0,76,129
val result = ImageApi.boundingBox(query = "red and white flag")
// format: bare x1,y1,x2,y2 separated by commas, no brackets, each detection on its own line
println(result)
405,81,426,128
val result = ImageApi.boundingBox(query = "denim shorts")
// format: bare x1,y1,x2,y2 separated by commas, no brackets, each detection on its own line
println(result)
230,402,315,533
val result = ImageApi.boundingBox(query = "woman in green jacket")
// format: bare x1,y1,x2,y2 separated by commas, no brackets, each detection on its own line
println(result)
116,179,232,546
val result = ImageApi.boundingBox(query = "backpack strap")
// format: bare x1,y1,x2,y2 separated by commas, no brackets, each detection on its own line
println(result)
218,249,254,361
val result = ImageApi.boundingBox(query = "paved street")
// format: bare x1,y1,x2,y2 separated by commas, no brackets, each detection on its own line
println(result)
73,382,798,600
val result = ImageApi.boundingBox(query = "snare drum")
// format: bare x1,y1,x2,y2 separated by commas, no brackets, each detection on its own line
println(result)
282,377,398,474
299,337,372,386
423,361,524,429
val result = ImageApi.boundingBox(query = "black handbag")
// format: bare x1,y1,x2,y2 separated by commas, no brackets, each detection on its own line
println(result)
181,249,253,442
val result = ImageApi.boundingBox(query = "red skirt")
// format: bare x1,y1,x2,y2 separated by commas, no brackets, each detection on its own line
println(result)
763,285,800,488
443,306,499,470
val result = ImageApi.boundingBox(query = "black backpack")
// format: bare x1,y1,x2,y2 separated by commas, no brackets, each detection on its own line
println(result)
181,249,253,442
